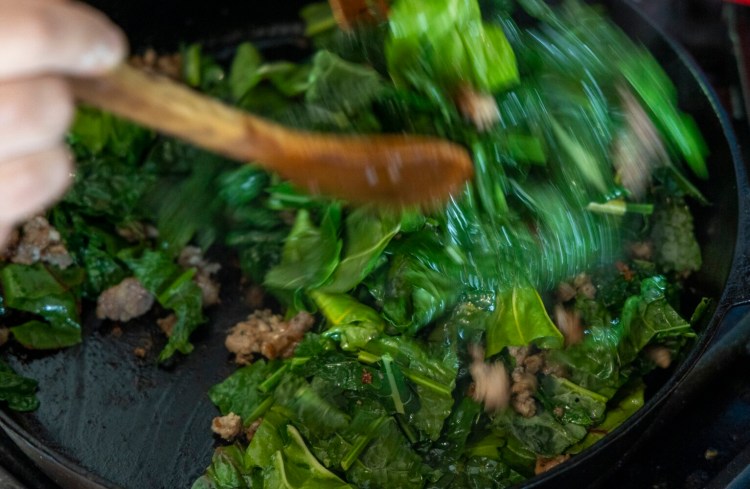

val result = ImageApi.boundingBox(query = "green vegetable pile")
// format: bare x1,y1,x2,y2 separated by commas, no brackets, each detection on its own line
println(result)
0,0,711,486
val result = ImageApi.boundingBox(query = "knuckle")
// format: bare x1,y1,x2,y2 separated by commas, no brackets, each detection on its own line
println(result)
17,7,61,58
0,78,73,137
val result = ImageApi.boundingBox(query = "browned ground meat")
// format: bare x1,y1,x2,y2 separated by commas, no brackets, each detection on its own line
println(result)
454,84,500,131
535,454,571,475
511,370,538,418
225,310,315,365
645,345,672,369
572,273,596,300
613,86,668,199
553,304,584,347
211,412,242,441
115,222,159,243
556,282,577,303
508,346,541,418
468,346,510,413
157,314,177,337
130,48,182,79
96,278,155,322
245,418,263,442
630,240,654,260
245,284,266,310
2,216,73,269
178,246,221,307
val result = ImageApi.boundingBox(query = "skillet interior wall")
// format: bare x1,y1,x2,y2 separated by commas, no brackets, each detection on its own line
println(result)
84,0,311,52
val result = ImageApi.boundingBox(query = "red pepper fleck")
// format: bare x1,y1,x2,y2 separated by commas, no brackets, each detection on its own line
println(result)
615,261,634,281
361,370,373,384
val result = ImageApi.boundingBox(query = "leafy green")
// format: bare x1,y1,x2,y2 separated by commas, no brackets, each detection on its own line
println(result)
306,51,385,115
539,375,607,426
568,381,645,454
1,264,82,349
650,198,702,274
312,291,384,351
208,360,280,422
618,276,696,364
229,43,264,101
192,445,259,489
485,285,563,356
321,208,400,293
620,52,708,179
374,231,463,335
120,249,205,361
346,416,426,489
265,207,343,292
264,425,353,489
498,410,588,457
386,0,519,94
0,361,39,412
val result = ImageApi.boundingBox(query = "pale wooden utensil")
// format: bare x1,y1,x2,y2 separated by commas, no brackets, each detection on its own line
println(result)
70,64,473,207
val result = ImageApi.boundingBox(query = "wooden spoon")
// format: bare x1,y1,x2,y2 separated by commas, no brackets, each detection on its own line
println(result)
70,64,473,207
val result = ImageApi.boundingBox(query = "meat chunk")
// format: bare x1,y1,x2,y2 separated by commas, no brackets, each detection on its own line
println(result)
245,418,263,442
211,412,242,441
178,246,221,307
130,48,183,80
613,86,669,199
157,314,176,337
454,84,500,131
645,345,672,369
507,346,541,417
535,454,571,475
2,216,73,269
0,327,9,347
469,345,510,413
225,310,315,365
554,304,584,347
96,278,155,322
630,241,654,260
511,369,538,418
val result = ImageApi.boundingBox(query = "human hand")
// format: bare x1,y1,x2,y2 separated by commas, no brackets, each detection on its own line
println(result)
0,0,126,246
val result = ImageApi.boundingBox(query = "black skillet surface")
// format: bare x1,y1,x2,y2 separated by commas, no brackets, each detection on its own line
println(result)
0,1,749,489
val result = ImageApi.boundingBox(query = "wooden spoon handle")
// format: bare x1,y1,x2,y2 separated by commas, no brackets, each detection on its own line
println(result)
70,64,473,206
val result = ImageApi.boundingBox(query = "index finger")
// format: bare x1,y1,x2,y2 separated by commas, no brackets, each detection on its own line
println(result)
0,0,127,80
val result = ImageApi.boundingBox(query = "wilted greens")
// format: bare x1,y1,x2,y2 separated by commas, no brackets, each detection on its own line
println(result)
0,0,710,487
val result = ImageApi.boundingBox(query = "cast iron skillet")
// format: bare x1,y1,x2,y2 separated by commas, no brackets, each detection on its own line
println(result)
1,1,748,488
